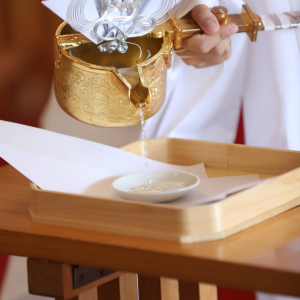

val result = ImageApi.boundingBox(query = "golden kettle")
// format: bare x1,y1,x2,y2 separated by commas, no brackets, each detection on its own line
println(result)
54,5,263,127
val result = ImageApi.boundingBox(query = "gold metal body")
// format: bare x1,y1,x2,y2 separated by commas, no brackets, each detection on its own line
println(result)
54,23,171,127
54,5,263,127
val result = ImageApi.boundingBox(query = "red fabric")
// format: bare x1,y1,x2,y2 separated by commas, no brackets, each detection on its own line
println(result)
0,254,9,292
218,287,256,300
234,108,245,145
0,159,7,168
0,160,8,292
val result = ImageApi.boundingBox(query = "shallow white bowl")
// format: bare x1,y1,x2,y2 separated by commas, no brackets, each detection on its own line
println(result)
112,171,200,203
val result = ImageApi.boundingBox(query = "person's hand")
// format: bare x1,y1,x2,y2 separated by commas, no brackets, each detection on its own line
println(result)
176,5,238,68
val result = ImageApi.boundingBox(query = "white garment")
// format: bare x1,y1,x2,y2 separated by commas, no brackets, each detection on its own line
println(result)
243,0,300,150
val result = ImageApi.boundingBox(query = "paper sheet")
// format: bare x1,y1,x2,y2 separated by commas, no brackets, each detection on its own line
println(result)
0,121,261,207
172,176,261,206
42,0,173,44
43,0,101,43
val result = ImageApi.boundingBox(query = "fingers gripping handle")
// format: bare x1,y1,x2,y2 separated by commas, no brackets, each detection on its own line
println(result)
157,5,265,49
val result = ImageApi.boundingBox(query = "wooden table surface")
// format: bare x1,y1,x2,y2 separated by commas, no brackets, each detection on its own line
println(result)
0,165,300,297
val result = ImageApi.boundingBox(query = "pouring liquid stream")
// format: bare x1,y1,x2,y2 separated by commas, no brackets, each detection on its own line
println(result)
139,108,149,168
129,109,186,194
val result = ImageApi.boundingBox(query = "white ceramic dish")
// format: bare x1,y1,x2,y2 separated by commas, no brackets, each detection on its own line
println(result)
112,171,200,203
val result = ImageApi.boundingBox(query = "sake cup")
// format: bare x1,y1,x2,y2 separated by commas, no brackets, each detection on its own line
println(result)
112,171,200,203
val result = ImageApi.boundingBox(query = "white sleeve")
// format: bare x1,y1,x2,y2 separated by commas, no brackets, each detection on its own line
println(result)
175,0,220,18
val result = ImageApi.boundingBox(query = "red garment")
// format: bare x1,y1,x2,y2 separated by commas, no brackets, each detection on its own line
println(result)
218,286,256,300
0,159,7,168
0,159,8,292
235,109,245,145
0,254,9,292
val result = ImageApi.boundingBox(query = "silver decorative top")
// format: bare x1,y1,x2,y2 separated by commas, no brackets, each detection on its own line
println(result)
67,0,181,54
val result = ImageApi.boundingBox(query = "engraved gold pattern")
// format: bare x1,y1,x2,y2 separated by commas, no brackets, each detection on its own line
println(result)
54,22,169,127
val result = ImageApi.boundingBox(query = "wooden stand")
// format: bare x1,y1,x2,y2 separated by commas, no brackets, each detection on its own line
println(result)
1,158,300,297
27,259,217,300
3,139,300,298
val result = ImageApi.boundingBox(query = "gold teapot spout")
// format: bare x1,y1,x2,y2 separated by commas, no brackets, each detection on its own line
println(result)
130,80,151,109
116,66,150,108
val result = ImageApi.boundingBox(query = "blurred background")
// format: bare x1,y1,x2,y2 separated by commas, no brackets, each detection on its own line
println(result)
0,0,61,127
0,1,61,298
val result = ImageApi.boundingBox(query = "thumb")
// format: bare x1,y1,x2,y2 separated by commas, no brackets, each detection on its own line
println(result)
191,4,220,35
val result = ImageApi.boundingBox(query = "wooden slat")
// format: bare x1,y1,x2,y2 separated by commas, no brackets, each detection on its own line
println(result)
124,139,300,175
160,278,179,300
166,139,228,169
138,276,180,300
205,167,272,180
78,288,98,300
199,283,218,300
122,139,228,169
138,275,161,300
98,277,120,300
119,273,138,300
97,273,138,300
28,259,64,298
122,139,169,163
179,281,199,300
227,144,300,175
56,288,97,300
178,282,218,300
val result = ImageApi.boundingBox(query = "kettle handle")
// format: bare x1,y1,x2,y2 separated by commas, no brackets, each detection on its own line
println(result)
150,5,265,49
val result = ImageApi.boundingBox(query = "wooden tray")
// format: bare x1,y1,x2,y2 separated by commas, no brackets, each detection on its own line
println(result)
29,139,300,243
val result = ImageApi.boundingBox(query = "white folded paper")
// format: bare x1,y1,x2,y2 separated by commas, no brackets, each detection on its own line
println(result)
0,121,261,207
43,0,99,44
42,0,181,45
